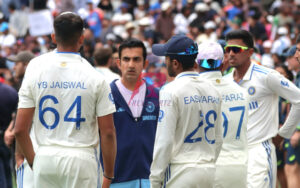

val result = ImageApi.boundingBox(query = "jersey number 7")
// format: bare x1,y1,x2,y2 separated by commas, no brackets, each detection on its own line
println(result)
222,106,245,140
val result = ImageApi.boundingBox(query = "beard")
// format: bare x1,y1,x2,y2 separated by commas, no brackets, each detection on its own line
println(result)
167,64,176,77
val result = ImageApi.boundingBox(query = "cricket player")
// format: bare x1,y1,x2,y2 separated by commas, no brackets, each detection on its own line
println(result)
150,34,223,188
14,12,116,188
225,29,300,188
197,41,249,188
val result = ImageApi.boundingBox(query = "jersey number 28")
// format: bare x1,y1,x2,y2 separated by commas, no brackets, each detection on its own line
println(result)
184,110,217,144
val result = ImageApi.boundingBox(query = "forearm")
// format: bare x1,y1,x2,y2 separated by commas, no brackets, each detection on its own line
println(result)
278,105,300,138
100,130,116,177
14,131,35,167
15,141,25,167
14,108,35,167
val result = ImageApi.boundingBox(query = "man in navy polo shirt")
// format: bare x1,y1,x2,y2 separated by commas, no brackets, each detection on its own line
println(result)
0,82,18,188
107,38,159,187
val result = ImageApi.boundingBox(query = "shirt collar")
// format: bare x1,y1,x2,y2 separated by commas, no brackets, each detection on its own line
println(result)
199,70,222,80
228,62,255,83
175,71,199,80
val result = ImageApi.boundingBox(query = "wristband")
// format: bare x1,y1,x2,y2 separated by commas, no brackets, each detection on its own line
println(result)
103,173,114,181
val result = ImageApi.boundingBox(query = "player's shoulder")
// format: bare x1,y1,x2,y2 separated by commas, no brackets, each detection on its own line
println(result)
251,63,275,77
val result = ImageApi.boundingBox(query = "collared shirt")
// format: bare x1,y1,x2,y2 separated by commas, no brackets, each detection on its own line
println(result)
226,62,300,144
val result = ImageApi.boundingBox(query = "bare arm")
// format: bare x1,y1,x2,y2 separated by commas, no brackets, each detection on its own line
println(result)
98,114,116,187
14,108,35,168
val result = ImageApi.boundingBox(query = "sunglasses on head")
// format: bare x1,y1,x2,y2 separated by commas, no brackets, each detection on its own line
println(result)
198,59,223,69
224,45,249,54
167,43,198,55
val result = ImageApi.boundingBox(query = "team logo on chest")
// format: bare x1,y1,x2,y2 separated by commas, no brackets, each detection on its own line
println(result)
146,101,155,113
248,86,256,95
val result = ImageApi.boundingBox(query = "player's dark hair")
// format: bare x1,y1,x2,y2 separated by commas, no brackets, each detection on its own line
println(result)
118,38,147,62
93,47,112,66
276,65,294,82
225,29,254,49
53,12,83,47
169,54,197,70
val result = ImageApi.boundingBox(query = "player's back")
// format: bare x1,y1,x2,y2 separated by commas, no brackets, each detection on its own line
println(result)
20,51,111,148
201,72,249,163
164,75,222,165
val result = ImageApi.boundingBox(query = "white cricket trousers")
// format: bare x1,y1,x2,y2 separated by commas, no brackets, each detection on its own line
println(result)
214,164,247,188
33,146,100,188
247,139,276,188
163,163,215,188
16,159,34,188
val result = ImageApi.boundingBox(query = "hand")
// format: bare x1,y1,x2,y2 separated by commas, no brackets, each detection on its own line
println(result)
290,131,300,148
4,123,15,147
272,134,284,149
102,176,112,188
15,152,24,169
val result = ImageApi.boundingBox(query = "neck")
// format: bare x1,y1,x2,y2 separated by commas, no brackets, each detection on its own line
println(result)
121,78,143,91
57,45,80,53
96,65,109,68
233,61,251,82
176,67,195,76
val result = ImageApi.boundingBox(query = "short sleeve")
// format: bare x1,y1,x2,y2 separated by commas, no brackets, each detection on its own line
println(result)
96,80,116,117
18,62,35,108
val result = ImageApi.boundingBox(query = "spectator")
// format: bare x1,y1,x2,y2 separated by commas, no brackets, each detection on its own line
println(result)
86,0,104,39
0,81,18,188
155,1,175,41
93,46,120,83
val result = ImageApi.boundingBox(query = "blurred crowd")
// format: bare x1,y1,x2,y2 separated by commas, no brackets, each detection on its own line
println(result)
1,0,300,187
0,0,299,88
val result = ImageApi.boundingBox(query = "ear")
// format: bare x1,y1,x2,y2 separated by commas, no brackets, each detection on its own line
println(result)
143,59,149,69
173,59,181,70
51,33,56,44
78,34,84,46
248,48,254,57
116,58,121,70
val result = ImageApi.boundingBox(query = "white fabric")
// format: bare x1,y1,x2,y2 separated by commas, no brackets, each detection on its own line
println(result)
152,163,215,188
16,126,38,188
16,160,34,188
0,33,16,47
271,36,291,55
199,71,249,188
247,140,276,188
150,71,223,187
33,146,99,188
225,62,300,144
173,13,189,34
18,51,115,148
95,67,120,84
115,79,146,118
112,12,132,37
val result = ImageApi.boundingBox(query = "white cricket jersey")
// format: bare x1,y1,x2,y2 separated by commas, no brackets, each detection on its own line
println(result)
95,67,120,84
150,71,223,187
226,62,300,145
18,51,115,148
199,71,249,165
